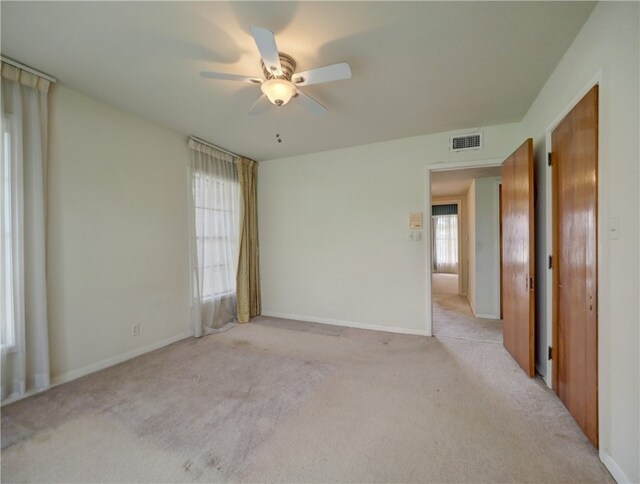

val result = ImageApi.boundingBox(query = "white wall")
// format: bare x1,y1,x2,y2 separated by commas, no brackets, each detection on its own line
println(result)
521,2,639,481
472,176,501,318
259,123,522,334
48,85,191,383
466,181,477,314
460,195,468,296
464,176,501,318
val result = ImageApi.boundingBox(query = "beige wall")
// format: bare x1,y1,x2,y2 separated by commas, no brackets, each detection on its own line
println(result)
520,2,639,481
466,180,477,314
472,176,501,318
259,123,522,334
47,85,191,383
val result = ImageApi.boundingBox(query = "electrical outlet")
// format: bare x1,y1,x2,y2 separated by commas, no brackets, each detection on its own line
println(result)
131,324,140,337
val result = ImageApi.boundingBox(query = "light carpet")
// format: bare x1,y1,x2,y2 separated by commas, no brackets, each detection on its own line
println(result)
432,273,459,295
433,293,503,344
1,310,612,482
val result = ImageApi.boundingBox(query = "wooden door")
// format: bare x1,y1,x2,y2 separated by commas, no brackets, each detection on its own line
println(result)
499,185,503,319
501,139,535,377
552,85,598,447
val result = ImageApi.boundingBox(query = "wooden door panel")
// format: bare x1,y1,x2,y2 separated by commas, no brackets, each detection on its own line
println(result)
552,85,598,447
501,139,535,377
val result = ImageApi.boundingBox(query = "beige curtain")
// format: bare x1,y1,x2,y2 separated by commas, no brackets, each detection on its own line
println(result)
236,158,261,323
1,62,51,401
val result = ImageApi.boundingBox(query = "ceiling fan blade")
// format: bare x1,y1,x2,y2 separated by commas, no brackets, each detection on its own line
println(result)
295,89,327,115
248,95,272,115
250,26,283,77
200,71,262,84
292,62,352,86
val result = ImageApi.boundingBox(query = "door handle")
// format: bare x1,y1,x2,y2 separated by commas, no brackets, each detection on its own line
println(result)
526,275,534,291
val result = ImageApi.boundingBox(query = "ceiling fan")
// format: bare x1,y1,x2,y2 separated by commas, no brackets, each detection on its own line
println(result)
200,26,352,115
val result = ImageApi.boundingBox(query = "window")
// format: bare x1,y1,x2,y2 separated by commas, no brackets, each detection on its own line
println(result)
1,118,16,351
193,171,240,300
432,204,459,274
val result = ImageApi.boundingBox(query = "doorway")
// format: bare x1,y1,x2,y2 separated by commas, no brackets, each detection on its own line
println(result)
429,166,503,343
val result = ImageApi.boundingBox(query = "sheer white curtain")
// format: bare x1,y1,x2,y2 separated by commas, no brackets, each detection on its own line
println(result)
432,214,459,274
1,63,50,401
188,140,241,337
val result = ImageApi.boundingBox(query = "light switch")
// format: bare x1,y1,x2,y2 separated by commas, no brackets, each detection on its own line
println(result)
408,231,415,241
415,231,423,241
609,217,620,240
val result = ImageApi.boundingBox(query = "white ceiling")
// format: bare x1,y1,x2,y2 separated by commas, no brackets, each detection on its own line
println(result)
431,166,502,197
1,2,594,161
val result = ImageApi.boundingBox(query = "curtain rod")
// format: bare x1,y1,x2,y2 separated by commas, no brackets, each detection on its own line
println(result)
1,55,57,83
188,136,248,160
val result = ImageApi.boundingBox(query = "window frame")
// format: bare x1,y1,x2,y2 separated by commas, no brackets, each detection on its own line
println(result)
1,114,17,354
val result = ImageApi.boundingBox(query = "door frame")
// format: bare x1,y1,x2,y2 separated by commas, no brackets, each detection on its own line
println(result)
424,158,503,336
544,72,604,393
430,198,463,296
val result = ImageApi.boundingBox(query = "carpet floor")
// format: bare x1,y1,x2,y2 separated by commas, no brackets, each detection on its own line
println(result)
432,273,459,295
1,307,612,482
433,293,503,344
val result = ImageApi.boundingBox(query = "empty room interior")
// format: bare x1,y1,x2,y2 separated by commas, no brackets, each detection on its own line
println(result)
1,2,638,483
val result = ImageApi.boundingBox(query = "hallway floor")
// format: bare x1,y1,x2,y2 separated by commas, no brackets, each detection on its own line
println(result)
433,293,502,344
432,273,459,295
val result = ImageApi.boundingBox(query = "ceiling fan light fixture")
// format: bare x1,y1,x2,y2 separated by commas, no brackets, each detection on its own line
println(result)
201,26,349,115
261,78,297,106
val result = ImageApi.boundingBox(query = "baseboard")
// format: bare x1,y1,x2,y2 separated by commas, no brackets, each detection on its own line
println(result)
51,330,193,387
466,295,475,312
474,313,500,320
1,387,48,406
261,311,430,336
600,450,633,483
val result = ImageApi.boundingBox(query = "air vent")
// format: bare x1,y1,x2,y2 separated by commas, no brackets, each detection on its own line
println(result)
450,132,483,152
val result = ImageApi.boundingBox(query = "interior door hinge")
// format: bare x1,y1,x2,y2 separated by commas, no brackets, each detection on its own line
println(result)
529,276,534,290
548,152,552,166
548,255,553,269
548,346,553,360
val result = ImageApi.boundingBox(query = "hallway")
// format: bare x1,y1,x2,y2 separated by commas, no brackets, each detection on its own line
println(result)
430,292,611,482
433,293,502,344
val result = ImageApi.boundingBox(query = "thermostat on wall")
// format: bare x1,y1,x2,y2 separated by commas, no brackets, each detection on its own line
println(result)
409,212,423,229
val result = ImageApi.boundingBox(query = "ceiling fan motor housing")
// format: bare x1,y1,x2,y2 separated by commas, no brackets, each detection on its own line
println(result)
262,53,297,81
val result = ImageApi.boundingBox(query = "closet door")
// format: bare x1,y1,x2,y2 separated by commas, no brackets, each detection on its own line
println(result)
552,85,599,447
